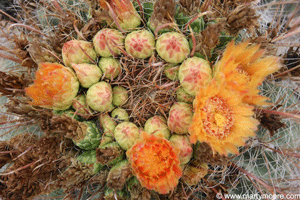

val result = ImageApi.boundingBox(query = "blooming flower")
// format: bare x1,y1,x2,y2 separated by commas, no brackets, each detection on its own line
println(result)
214,41,281,105
189,79,259,156
126,132,182,194
25,63,79,110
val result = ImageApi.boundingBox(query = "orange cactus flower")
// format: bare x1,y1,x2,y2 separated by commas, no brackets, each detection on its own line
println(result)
98,0,141,30
126,131,182,194
214,41,281,105
189,79,259,156
25,63,79,110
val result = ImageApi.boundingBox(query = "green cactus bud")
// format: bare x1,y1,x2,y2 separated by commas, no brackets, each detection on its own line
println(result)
182,163,208,186
98,57,121,80
156,32,190,64
178,57,212,96
112,86,128,107
167,102,193,134
62,40,97,67
86,81,113,112
164,64,179,81
76,150,104,174
114,122,140,150
111,108,129,123
176,87,194,103
71,63,102,88
144,116,170,139
73,121,101,150
72,94,92,115
169,134,193,164
125,29,155,59
93,28,125,57
99,113,117,136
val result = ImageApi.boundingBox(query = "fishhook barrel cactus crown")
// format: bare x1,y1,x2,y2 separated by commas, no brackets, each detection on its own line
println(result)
0,0,298,199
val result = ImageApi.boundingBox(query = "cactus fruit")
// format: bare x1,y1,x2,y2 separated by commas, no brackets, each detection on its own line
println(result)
86,81,113,112
125,29,155,59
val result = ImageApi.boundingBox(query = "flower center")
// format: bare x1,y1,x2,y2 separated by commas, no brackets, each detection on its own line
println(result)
202,97,234,139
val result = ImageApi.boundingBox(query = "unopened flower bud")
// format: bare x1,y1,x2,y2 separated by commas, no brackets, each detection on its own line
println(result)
144,116,170,139
86,82,113,112
111,108,129,123
168,102,193,134
62,40,97,67
98,57,121,80
114,122,140,150
112,86,128,106
178,57,212,96
93,28,125,57
176,87,194,103
156,32,190,64
71,63,102,88
169,134,193,164
125,29,155,59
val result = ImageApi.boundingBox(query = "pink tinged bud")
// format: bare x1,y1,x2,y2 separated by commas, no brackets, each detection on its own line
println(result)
114,122,140,150
156,32,190,64
176,87,194,104
93,28,125,57
71,63,102,88
164,64,179,81
62,40,97,67
125,29,155,59
144,116,171,139
169,134,193,164
112,86,128,106
99,113,117,137
168,102,193,134
182,164,208,186
72,94,92,115
178,57,212,96
98,57,122,80
86,81,113,112
111,108,129,122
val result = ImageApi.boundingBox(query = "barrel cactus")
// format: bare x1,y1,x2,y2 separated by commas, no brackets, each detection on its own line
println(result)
0,0,298,200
